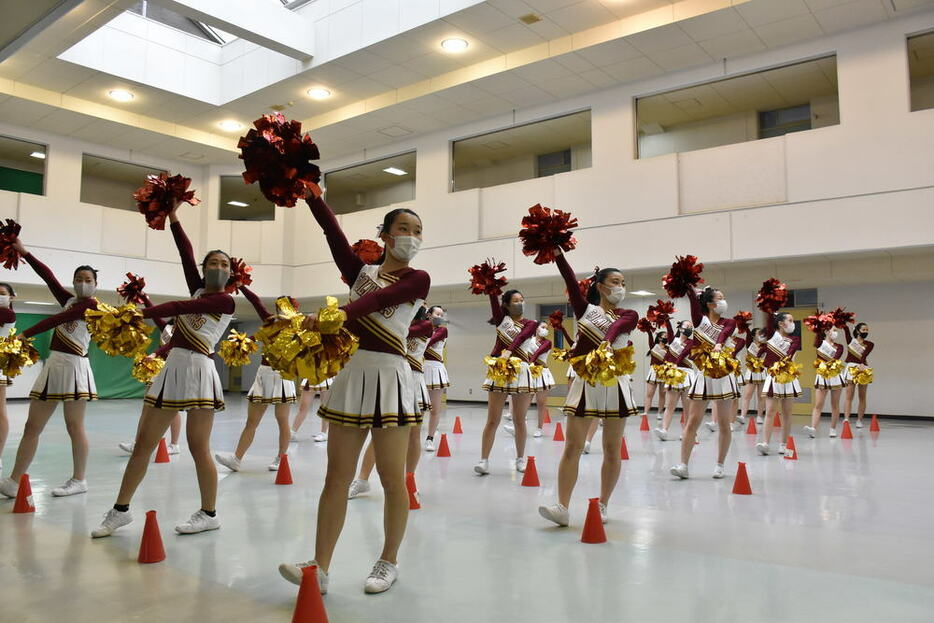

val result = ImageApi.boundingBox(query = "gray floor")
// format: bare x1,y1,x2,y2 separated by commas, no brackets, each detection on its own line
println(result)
1,396,933,623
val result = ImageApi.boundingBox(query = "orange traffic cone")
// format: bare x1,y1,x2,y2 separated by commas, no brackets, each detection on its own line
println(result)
773,412,782,427
405,471,420,510
732,462,752,495
841,420,854,439
275,454,293,485
619,437,629,460
543,411,552,424
436,433,451,457
680,412,685,425
581,498,607,544
452,416,463,434
640,414,649,431
12,474,35,513
292,564,329,623
553,422,565,441
521,456,540,487
784,436,798,460
138,510,166,563
154,438,170,463
870,414,880,432
746,418,757,435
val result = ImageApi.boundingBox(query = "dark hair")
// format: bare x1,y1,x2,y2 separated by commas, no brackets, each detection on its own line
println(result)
201,250,231,270
489,289,522,325
675,319,692,337
0,282,16,296
378,208,421,262
73,265,98,282
427,305,445,315
774,312,793,330
654,331,669,345
413,305,428,322
585,267,622,306
698,286,720,316
855,322,868,335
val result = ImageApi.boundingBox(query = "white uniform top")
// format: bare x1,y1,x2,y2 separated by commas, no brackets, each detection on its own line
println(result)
766,331,794,359
747,342,764,358
817,340,840,360
577,304,629,350
668,337,693,368
694,315,726,348
425,331,446,361
847,338,867,360
160,325,174,346
0,319,15,336
516,332,539,362
350,264,424,357
174,289,233,357
649,342,668,361
406,333,429,372
496,316,525,356
55,296,94,356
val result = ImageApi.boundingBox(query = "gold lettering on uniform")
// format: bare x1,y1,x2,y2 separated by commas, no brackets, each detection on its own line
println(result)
185,314,206,330
354,273,398,318
62,320,78,333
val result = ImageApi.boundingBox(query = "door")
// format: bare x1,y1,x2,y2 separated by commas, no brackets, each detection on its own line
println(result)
784,307,817,416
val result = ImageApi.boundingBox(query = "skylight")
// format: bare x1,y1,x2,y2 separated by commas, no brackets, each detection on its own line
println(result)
128,0,233,45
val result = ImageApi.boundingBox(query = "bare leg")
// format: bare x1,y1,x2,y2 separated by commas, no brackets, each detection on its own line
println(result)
358,440,376,481
599,418,624,504
62,401,89,481
679,400,704,465
740,382,755,420
8,400,58,482
843,383,855,422
318,390,330,431
535,390,549,429
656,386,667,415
857,385,868,424
291,389,314,434
713,400,732,465
555,416,592,507
234,403,268,460
186,409,218,511
661,388,681,431
480,392,508,460
371,426,411,565
274,403,292,457
115,407,178,505
763,397,780,444
829,388,842,431
426,388,443,438
642,383,656,417
0,387,8,459
811,388,828,430
511,393,533,459
406,424,421,473
780,398,794,444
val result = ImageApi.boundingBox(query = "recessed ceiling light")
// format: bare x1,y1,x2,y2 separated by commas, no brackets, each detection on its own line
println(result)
107,89,134,102
441,38,469,52
226,200,249,207
30,151,46,159
218,120,244,132
383,167,407,176
630,290,656,296
306,87,332,100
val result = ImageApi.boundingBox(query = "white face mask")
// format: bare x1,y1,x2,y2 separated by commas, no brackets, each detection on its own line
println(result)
537,326,548,338
389,235,421,262
74,282,96,298
829,329,839,341
783,320,795,334
714,300,728,315
0,295,9,308
604,285,625,305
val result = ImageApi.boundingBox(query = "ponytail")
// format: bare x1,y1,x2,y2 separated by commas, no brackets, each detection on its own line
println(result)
586,266,622,306
489,289,521,325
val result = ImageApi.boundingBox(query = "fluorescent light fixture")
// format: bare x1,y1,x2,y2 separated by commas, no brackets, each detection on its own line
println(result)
630,290,656,296
218,120,244,132
30,151,46,159
24,301,57,306
383,167,407,176
306,87,332,100
107,89,134,102
226,201,249,207
441,38,469,52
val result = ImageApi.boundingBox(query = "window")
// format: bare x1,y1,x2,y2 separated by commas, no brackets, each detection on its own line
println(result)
80,155,166,211
0,135,46,196
128,1,231,44
452,110,592,192
323,152,416,216
219,175,276,221
637,56,839,159
909,31,934,112
785,288,818,308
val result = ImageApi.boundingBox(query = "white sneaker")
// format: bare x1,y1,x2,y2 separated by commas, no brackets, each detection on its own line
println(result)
424,438,435,452
503,423,515,436
364,559,398,594
504,413,512,422
175,510,220,534
856,420,864,429
91,508,133,538
515,457,526,473
670,463,689,479
214,452,241,472
290,431,299,442
268,456,280,471
533,428,543,438
803,426,816,439
312,432,327,442
656,413,662,420
598,502,608,524
737,414,746,425
779,443,787,456
756,442,770,455
654,427,669,441
473,459,490,476
279,560,328,594
538,503,569,527
52,478,87,497
829,427,838,438
704,420,717,433
0,476,17,498
756,416,764,425
167,443,180,455
118,442,135,455
348,479,371,499
712,464,725,479
583,441,591,454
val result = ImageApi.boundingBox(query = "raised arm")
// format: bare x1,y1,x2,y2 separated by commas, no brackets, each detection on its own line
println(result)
645,326,655,348
23,253,72,306
142,293,235,319
554,253,588,318
22,298,98,338
239,286,272,322
139,292,167,332
665,318,675,341
686,288,703,325
341,270,430,322
813,328,824,349
843,325,852,344
168,217,203,295
427,326,448,348
306,196,364,285
765,312,777,340
487,293,505,326
531,339,552,363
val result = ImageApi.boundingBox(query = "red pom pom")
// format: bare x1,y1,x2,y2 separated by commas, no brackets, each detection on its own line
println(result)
755,278,789,314
341,240,384,285
117,273,147,305
238,114,321,207
804,312,834,334
636,317,654,334
133,173,200,231
829,306,855,328
565,276,593,300
0,219,23,270
733,310,753,333
548,310,564,329
467,259,509,296
646,299,676,327
518,204,578,265
662,255,705,299
225,258,253,294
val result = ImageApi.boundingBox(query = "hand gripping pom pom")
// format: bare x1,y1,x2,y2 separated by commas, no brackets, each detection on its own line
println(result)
132,355,165,384
804,312,834,335
468,259,509,296
646,300,675,327
218,330,258,367
756,278,789,314
518,204,578,265
0,219,24,270
133,173,200,230
483,355,523,385
548,310,564,330
117,273,147,305
662,255,705,299
733,311,752,334
570,342,635,387
0,329,40,378
85,303,153,358
768,358,803,384
225,258,253,294
829,307,855,328
238,114,322,207
636,318,653,334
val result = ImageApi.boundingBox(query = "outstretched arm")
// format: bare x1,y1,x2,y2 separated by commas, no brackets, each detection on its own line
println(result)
239,286,272,322
142,293,235,319
341,271,430,322
306,196,365,285
554,253,588,318
168,216,204,295
139,293,167,332
23,299,98,337
23,252,72,307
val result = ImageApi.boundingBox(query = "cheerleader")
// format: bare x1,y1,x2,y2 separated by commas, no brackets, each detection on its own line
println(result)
215,288,296,473
475,289,538,475
278,196,429,595
704,328,747,432
0,283,16,480
0,239,101,500
654,320,696,441
538,255,637,527
642,327,669,421
756,312,801,455
670,287,738,480
530,322,555,438
804,324,846,438
740,329,768,425
291,379,331,442
91,206,234,537
843,322,874,428
423,305,449,450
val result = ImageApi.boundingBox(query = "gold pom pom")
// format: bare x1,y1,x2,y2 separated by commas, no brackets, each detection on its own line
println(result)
768,358,802,384
745,353,765,373
484,355,522,385
529,363,544,379
691,344,739,379
316,296,347,335
849,366,874,385
0,329,40,378
813,358,845,380
551,348,570,362
85,303,153,358
570,342,633,387
218,330,258,367
652,362,686,386
132,354,165,384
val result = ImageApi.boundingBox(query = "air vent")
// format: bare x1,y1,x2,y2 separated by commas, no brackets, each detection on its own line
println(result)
378,126,413,137
270,102,295,111
483,140,509,150
519,13,542,25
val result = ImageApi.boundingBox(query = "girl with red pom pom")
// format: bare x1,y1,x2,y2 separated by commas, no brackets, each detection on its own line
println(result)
842,321,874,429
91,203,236,538
670,286,738,480
423,305,450,450
803,321,846,438
642,324,670,422
654,319,697,442
703,327,749,433
740,328,769,425
0,282,17,482
529,321,555,438
475,289,538,476
538,257,638,528
278,194,429,596
756,312,802,456
0,237,102,501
